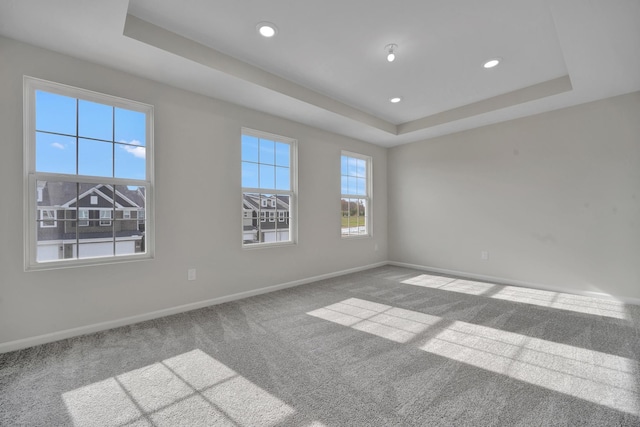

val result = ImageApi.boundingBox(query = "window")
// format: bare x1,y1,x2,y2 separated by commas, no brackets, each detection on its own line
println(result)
241,128,296,246
24,77,154,270
341,152,371,237
100,210,113,226
39,209,57,228
78,209,89,226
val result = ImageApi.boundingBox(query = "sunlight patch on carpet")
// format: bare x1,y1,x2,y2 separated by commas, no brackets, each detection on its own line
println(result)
308,298,639,416
401,274,628,319
62,349,295,427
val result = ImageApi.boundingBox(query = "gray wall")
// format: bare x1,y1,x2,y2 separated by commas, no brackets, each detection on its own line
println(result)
388,91,640,300
0,37,388,346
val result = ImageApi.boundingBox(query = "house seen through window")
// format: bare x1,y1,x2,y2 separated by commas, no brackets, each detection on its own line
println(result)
24,77,153,269
241,129,296,246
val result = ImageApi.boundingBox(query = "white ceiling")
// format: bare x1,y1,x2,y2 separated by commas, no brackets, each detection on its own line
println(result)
1,0,639,147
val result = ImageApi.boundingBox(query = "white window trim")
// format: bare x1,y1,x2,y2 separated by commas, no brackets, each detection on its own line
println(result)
39,209,57,228
23,76,155,271
241,127,297,249
100,209,113,226
123,210,131,219
341,151,372,238
78,209,89,227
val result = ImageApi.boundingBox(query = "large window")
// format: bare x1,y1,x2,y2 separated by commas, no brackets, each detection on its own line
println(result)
341,152,371,237
24,77,154,270
241,128,296,247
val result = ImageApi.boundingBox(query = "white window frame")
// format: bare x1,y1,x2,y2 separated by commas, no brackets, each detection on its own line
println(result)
341,151,372,238
278,211,285,222
78,209,89,227
241,128,297,248
39,209,57,228
24,76,154,271
99,209,113,226
123,210,131,219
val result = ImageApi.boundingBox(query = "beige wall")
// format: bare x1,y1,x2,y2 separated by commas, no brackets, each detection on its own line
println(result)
0,37,387,347
388,91,640,300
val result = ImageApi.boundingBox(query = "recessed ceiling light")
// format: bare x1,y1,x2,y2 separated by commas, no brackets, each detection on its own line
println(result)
483,57,501,69
257,22,277,38
390,97,402,103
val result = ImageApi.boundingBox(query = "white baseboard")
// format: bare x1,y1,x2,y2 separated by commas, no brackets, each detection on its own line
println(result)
0,261,387,354
387,261,640,305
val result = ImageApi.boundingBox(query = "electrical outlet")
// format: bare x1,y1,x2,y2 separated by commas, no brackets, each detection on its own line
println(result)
481,250,489,261
188,268,197,281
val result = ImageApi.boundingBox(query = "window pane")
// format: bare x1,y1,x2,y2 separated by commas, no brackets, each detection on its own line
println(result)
36,220,77,262
242,162,259,188
357,177,366,196
357,199,367,235
348,176,357,195
78,183,114,259
35,91,76,135
241,135,259,162
37,180,76,209
356,159,366,177
275,142,290,167
78,100,113,141
275,166,290,191
341,156,348,175
113,185,146,233
341,176,348,194
115,142,146,179
115,108,146,146
35,180,76,262
348,157,357,176
79,139,113,177
259,139,275,165
36,132,76,174
259,164,275,189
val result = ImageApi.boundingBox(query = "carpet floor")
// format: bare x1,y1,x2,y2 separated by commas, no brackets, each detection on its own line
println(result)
1,266,640,426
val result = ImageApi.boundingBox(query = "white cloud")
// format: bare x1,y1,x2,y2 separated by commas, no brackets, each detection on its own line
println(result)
51,142,65,150
120,140,146,159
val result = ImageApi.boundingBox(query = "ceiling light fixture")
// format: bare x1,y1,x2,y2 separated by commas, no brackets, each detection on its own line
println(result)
385,44,398,62
390,96,402,103
257,22,278,38
483,57,501,68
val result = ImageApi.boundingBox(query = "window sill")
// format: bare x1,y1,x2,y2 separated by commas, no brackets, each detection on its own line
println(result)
25,253,154,272
242,241,296,250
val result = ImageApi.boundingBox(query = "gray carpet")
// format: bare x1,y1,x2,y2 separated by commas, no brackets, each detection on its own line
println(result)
1,266,640,426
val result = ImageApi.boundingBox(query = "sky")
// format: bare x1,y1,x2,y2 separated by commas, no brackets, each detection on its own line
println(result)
35,90,147,181
340,155,367,196
241,134,291,191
